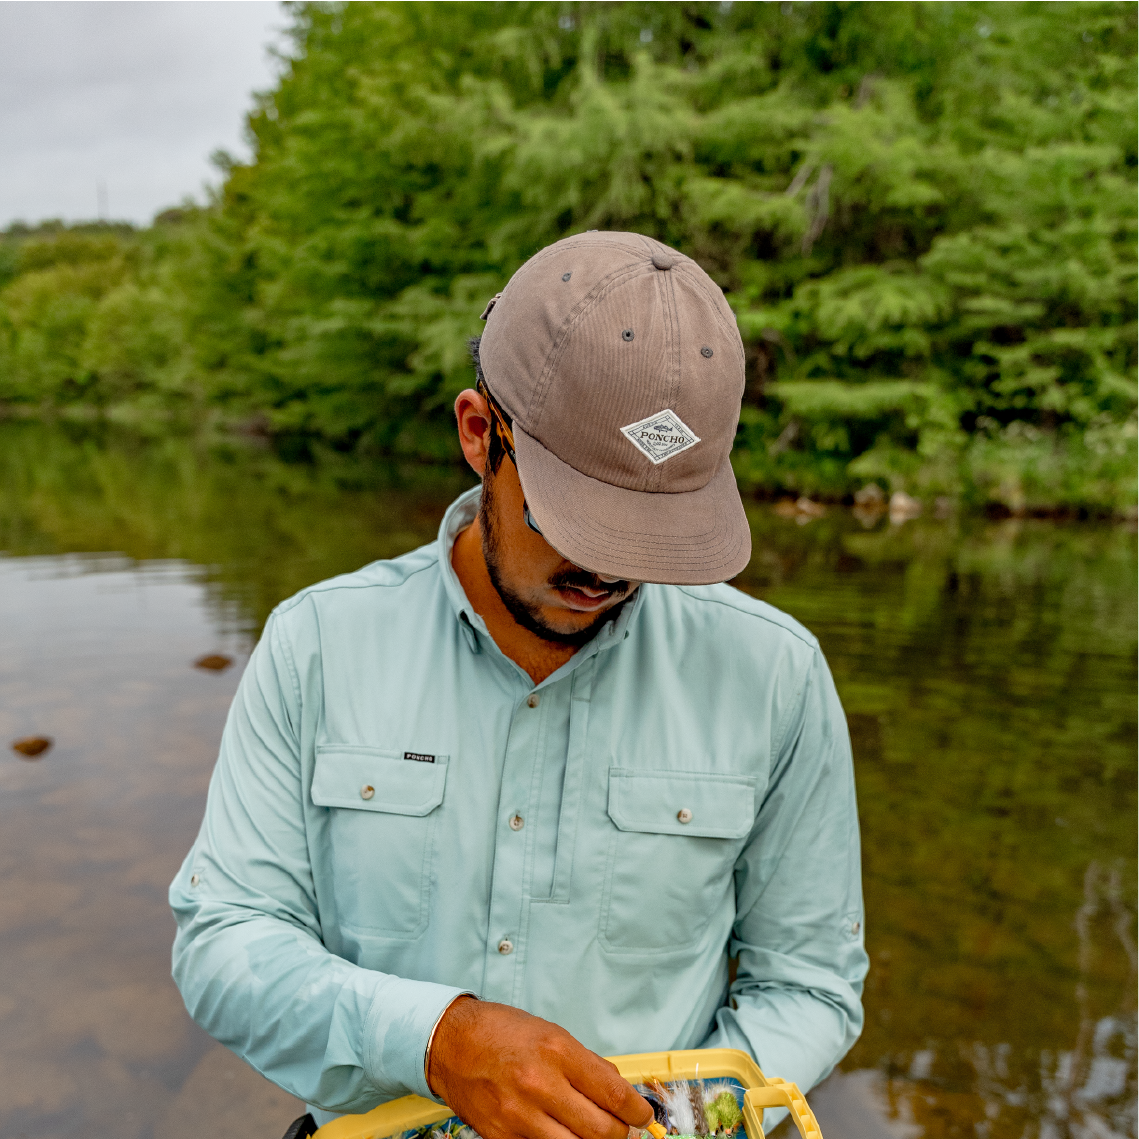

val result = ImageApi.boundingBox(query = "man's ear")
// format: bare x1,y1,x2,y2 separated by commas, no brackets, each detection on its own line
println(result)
455,389,492,478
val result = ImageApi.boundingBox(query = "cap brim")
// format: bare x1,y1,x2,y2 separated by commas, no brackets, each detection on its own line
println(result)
513,425,752,585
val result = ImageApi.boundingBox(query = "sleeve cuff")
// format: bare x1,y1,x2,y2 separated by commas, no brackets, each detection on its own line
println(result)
363,976,476,1101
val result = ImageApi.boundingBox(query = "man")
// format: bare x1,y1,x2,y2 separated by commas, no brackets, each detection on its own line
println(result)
171,232,867,1139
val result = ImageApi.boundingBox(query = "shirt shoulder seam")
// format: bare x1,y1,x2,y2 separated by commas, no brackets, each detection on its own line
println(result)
770,644,821,760
269,612,304,713
673,585,819,649
272,553,440,617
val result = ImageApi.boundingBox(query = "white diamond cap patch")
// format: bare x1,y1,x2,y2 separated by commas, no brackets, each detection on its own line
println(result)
620,409,701,464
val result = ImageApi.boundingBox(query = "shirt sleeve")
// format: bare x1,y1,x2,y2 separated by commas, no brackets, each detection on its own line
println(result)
700,644,868,1128
169,611,469,1113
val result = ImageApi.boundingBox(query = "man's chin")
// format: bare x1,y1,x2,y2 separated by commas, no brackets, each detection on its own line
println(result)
520,598,628,646
538,609,611,636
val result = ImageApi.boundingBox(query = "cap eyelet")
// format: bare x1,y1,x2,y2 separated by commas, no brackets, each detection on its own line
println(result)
700,346,714,358
621,329,635,342
562,272,572,282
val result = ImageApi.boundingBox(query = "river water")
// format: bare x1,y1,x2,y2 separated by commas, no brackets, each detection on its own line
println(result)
0,423,1135,1139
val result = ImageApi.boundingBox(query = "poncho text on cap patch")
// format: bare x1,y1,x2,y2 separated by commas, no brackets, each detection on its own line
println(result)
404,751,435,763
619,409,701,464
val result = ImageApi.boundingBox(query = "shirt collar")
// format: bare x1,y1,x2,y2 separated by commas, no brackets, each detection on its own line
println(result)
436,485,644,668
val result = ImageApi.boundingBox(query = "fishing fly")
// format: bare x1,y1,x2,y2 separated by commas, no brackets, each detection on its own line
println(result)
638,1078,745,1137
411,1077,746,1139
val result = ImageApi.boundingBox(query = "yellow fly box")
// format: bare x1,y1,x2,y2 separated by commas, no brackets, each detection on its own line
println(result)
312,1048,822,1139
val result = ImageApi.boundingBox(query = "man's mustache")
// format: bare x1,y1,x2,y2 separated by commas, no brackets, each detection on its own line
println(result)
548,569,631,596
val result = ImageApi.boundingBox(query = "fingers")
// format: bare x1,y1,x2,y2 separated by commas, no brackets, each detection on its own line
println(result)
565,1053,655,1129
512,1109,592,1139
484,1063,613,1139
543,1081,633,1139
430,998,654,1139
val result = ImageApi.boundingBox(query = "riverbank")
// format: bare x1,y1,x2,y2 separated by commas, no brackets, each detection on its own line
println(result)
3,409,1134,525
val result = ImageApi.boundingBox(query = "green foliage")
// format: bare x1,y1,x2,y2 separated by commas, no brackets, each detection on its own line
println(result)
0,2,1135,511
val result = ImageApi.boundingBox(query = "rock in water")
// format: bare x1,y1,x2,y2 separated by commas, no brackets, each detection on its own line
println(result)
12,736,52,759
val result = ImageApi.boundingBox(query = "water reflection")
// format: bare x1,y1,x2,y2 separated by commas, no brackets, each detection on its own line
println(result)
734,513,1138,1139
0,554,304,1139
1057,861,1137,1139
0,422,1134,1139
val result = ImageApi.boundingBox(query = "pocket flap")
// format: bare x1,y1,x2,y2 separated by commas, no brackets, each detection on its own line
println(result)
607,768,756,839
312,746,448,815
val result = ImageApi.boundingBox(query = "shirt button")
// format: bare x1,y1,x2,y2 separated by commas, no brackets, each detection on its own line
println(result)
677,808,693,823
190,873,200,887
360,784,375,800
852,921,861,935
509,814,525,831
526,693,540,708
497,938,514,955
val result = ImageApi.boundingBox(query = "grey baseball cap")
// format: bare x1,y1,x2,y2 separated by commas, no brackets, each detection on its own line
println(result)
479,231,751,585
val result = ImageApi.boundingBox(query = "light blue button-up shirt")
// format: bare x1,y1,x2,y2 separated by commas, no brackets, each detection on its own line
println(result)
170,487,867,1126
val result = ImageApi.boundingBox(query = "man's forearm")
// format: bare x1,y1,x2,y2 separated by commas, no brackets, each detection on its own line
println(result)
169,613,470,1113
171,869,471,1111
707,644,868,1124
699,971,862,1127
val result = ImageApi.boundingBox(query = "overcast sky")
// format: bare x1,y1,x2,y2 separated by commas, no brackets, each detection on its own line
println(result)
0,1,287,228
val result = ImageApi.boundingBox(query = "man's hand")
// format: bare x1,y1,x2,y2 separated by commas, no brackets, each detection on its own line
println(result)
427,997,654,1139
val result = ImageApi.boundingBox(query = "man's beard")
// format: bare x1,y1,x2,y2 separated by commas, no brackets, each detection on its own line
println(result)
478,471,632,647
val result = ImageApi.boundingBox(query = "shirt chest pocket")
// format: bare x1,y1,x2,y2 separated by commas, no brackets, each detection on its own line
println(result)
600,767,756,955
311,746,448,939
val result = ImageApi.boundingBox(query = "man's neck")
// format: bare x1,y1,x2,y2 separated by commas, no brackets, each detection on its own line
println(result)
451,519,578,686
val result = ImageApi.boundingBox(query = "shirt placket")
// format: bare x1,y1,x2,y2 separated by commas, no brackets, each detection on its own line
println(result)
481,679,554,1001
549,655,597,902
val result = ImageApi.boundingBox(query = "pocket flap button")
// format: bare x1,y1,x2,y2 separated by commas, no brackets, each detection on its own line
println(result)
360,784,375,800
677,808,693,823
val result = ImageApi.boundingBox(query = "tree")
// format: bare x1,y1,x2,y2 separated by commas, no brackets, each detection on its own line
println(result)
1,2,1134,511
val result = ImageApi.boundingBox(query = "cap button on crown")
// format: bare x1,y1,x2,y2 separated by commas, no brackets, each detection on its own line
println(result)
651,251,675,270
